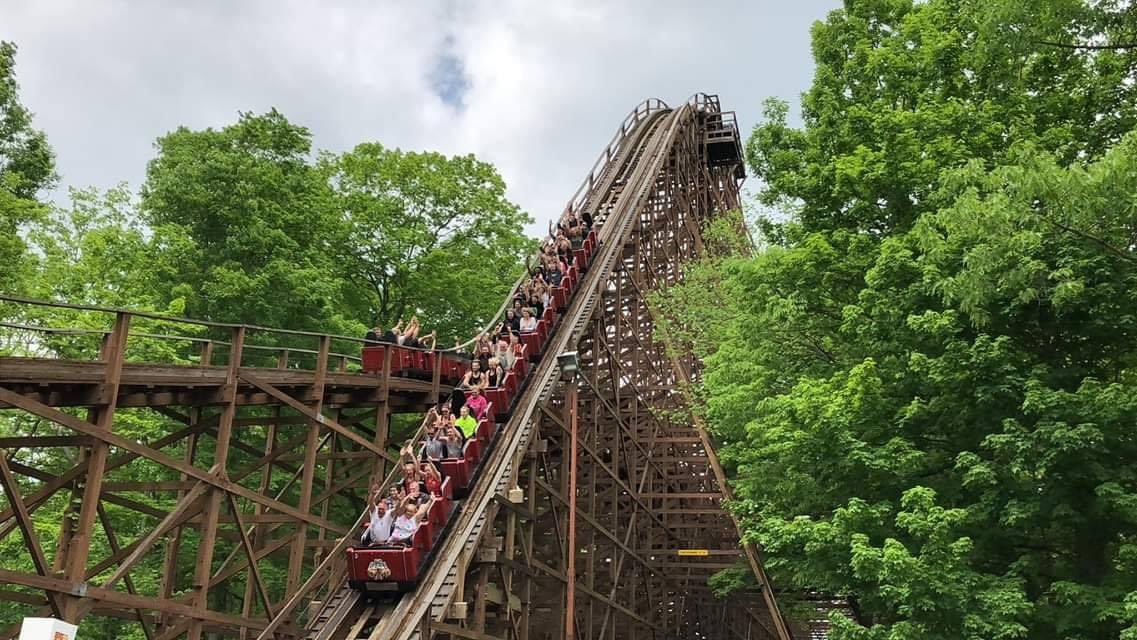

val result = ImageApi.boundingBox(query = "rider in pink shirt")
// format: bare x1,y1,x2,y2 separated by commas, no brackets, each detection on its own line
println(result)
465,387,488,420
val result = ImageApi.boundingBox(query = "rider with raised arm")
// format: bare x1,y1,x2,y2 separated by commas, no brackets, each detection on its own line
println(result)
362,484,395,546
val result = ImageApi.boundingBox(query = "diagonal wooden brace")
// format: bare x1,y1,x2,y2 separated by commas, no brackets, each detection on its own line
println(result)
239,371,396,464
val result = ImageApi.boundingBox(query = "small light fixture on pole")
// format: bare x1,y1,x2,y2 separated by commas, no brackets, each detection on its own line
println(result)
558,351,580,640
557,351,579,381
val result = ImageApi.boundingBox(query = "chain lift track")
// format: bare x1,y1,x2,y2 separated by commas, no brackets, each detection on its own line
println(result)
371,107,678,640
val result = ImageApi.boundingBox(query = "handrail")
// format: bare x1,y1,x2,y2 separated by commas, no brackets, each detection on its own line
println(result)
0,321,107,337
564,98,669,218
0,294,369,342
0,320,363,365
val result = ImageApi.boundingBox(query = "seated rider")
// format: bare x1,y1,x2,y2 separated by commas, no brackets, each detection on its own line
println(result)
460,360,487,391
421,426,445,463
441,424,464,457
502,310,520,337
405,480,431,507
528,290,544,318
422,464,443,497
385,485,403,510
455,404,478,440
464,388,489,422
555,233,573,265
567,215,584,249
364,323,399,345
519,308,538,334
400,317,421,348
496,337,514,371
486,357,506,388
387,494,434,546
401,459,426,496
364,324,382,344
362,486,395,545
438,405,456,431
476,340,493,370
542,252,563,287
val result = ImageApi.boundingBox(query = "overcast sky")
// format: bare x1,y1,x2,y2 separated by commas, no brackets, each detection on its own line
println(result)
3,0,837,236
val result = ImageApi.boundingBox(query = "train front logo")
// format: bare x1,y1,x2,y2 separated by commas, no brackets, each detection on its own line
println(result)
367,559,392,581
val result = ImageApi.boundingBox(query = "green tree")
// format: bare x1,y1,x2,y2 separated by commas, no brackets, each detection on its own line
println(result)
658,1,1137,638
28,185,154,307
141,113,535,344
0,40,56,292
141,109,344,331
746,0,1137,235
320,143,535,342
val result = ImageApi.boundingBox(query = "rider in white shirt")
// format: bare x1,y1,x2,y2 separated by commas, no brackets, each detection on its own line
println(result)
388,494,435,546
519,308,538,333
362,494,394,545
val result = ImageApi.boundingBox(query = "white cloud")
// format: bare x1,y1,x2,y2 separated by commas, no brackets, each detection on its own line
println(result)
2,0,837,235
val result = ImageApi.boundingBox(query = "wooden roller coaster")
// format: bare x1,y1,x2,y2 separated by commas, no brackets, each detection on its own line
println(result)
0,95,843,640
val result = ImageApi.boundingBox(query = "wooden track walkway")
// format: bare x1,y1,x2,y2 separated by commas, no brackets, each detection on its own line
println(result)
0,357,444,409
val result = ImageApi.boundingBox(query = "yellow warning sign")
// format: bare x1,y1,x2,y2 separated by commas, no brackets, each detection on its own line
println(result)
677,549,709,557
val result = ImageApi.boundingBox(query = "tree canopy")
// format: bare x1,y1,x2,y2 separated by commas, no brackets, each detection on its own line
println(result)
131,112,535,340
321,143,535,341
0,41,56,292
653,1,1137,638
141,109,344,330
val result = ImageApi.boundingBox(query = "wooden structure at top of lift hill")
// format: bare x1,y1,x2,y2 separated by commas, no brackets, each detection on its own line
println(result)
0,94,840,640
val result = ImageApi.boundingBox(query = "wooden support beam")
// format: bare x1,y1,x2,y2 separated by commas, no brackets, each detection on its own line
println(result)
102,480,197,492
226,493,276,619
288,334,328,593
64,311,128,623
0,436,94,448
189,325,244,640
0,453,64,618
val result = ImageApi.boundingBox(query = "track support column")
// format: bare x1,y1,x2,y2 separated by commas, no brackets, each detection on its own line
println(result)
565,380,579,640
